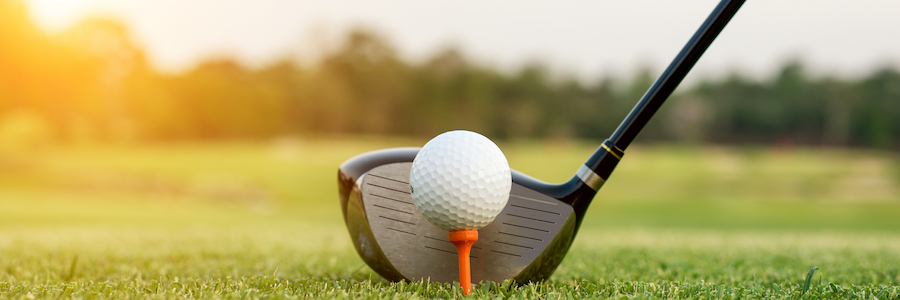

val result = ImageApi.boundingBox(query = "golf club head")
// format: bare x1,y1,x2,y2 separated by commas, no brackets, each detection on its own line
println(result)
338,147,600,283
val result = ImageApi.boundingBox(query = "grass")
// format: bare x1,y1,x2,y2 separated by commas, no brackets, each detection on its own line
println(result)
3,227,899,299
1,136,899,298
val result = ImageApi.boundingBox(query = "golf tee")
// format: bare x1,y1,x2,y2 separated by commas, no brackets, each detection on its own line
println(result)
449,229,478,295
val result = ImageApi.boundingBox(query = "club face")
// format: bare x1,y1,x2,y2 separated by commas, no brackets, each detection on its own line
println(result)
338,148,580,283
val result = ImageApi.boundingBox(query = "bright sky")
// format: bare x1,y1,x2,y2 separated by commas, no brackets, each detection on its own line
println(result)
24,0,900,81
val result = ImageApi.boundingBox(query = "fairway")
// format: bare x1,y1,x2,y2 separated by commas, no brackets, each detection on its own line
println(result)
1,137,899,299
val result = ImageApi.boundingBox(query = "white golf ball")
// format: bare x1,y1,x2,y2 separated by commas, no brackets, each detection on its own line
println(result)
409,130,511,231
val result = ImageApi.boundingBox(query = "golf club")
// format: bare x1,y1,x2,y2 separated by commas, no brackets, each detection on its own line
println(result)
338,0,745,283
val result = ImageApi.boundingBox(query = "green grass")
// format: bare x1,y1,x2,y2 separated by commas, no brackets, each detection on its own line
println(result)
3,227,899,299
1,137,899,298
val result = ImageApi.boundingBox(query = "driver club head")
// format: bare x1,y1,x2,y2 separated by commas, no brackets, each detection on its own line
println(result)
337,147,600,283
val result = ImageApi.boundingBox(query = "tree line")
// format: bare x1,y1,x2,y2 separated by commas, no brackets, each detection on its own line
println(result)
2,0,899,149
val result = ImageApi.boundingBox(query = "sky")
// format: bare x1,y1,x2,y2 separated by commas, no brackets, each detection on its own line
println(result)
23,0,900,81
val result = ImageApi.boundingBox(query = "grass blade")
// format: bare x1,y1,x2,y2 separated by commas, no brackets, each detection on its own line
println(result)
800,266,818,298
65,255,78,281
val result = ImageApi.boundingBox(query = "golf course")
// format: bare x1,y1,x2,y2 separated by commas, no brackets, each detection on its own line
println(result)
4,0,900,298
1,137,898,299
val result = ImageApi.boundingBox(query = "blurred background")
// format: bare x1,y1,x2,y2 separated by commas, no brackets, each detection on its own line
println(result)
1,0,899,232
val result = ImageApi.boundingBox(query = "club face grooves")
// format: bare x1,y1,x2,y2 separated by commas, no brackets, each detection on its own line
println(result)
339,151,577,284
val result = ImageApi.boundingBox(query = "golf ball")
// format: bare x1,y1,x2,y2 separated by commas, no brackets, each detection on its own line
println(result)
409,130,511,231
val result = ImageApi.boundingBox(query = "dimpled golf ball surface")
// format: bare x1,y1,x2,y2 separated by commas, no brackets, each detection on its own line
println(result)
409,130,511,231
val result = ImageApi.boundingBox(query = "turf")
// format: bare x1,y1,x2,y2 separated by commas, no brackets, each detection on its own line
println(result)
1,137,899,299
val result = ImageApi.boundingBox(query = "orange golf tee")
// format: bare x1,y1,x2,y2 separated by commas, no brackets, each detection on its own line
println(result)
449,229,478,295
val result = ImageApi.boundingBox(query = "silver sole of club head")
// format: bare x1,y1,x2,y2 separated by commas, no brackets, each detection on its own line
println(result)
355,162,576,283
